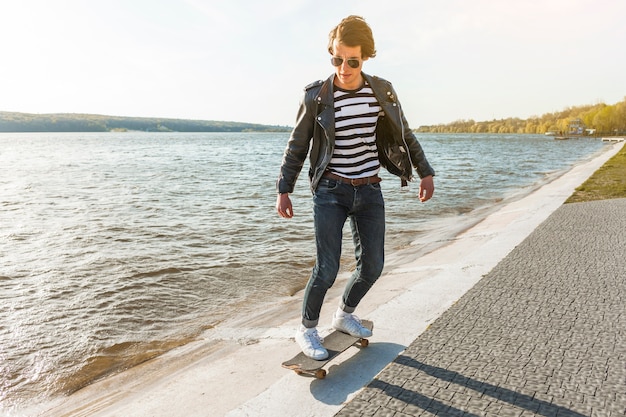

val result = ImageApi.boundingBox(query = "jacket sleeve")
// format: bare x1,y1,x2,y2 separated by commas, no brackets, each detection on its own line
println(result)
276,88,316,194
392,85,435,179
402,113,436,179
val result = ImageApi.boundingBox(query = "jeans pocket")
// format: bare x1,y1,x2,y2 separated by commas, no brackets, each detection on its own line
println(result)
317,178,340,192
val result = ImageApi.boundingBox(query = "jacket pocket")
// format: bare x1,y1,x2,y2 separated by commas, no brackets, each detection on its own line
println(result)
376,116,413,183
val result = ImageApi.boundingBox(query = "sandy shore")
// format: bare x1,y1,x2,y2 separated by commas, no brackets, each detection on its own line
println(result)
36,142,623,417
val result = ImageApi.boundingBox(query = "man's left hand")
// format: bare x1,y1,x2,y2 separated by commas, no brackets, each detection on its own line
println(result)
418,175,434,202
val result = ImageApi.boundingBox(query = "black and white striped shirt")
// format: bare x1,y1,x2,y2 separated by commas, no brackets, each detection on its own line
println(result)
328,83,383,178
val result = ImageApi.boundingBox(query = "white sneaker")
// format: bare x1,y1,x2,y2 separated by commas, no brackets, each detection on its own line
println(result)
332,313,372,338
295,326,328,360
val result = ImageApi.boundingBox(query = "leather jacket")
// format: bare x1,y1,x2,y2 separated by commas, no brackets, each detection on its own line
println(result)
277,72,435,194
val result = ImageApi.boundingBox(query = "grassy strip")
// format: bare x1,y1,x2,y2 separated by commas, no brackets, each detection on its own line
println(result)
566,142,626,203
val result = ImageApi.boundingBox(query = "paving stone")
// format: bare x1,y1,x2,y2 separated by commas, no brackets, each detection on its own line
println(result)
337,199,626,417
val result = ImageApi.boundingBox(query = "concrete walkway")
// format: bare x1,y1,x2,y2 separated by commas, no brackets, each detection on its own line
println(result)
336,198,626,417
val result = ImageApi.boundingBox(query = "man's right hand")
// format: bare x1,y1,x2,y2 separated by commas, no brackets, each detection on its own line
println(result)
276,193,294,218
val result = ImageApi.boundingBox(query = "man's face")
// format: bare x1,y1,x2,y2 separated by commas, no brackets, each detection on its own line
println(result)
331,39,367,90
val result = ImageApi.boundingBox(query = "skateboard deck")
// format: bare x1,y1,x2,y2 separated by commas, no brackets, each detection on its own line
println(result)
281,320,373,379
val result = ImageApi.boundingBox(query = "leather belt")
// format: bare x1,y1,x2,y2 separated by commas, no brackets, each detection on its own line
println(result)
323,172,382,186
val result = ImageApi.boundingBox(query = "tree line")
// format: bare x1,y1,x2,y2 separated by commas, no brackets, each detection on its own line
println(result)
0,112,290,133
417,97,626,135
4,97,625,135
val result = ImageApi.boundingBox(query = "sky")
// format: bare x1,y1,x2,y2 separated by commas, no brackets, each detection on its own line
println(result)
1,0,625,127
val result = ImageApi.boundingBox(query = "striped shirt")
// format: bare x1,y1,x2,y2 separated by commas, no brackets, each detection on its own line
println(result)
328,82,383,178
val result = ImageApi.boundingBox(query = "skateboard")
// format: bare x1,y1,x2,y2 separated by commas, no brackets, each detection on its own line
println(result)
281,320,373,379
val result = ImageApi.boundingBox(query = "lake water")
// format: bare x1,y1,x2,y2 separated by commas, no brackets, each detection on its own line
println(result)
0,132,608,414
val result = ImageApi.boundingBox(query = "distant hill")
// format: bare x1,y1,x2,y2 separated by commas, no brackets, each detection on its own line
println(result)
0,111,291,133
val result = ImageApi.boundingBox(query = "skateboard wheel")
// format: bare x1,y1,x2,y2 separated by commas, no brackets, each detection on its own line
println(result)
360,338,369,347
315,369,327,379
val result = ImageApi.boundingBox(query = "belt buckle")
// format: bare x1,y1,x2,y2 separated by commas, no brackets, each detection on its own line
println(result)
350,178,359,186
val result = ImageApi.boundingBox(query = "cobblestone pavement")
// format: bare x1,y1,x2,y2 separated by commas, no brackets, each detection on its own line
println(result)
336,199,626,417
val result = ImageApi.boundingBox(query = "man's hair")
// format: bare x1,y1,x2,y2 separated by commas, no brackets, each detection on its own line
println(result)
327,15,377,58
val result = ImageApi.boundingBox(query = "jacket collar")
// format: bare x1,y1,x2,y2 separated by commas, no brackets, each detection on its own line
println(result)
314,74,336,108
315,72,392,106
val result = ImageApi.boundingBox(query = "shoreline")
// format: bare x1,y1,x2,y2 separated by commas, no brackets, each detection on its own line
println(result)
31,141,623,417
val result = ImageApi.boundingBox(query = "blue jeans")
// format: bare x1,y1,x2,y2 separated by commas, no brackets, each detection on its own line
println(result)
302,178,385,328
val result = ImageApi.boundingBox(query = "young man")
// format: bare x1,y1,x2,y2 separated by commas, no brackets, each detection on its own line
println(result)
276,15,435,360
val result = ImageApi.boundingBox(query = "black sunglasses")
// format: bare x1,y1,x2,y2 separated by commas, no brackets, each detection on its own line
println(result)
330,56,360,69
